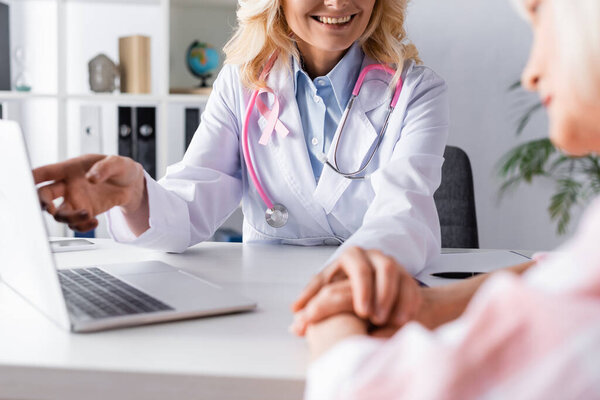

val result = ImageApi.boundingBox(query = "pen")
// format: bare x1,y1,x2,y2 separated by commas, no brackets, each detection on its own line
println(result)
431,272,485,279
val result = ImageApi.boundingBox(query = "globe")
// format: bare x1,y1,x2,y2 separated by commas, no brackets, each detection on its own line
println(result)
186,41,220,87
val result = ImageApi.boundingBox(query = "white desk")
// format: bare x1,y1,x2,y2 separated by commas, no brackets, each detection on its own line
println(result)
0,241,532,400
0,240,334,400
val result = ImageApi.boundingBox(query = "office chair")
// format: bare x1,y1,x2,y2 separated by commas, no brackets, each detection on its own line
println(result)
434,146,479,248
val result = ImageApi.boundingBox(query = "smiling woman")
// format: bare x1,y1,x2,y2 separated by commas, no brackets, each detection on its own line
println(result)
281,0,376,77
224,0,419,89
33,0,449,337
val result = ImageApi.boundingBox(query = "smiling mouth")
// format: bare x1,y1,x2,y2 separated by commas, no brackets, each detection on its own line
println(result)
311,14,356,25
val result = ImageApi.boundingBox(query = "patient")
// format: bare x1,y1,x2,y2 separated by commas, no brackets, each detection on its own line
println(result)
296,0,600,398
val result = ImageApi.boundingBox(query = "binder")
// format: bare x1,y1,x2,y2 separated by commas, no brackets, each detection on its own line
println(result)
118,106,133,158
135,107,156,179
0,2,10,91
117,106,156,179
185,107,200,151
80,105,103,154
0,101,19,120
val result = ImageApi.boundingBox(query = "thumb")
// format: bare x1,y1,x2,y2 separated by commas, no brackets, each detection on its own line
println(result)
85,156,121,184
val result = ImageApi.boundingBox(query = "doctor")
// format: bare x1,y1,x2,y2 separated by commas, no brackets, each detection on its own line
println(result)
34,0,448,327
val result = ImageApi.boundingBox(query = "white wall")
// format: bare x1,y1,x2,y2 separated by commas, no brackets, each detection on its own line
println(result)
169,4,237,88
406,0,570,250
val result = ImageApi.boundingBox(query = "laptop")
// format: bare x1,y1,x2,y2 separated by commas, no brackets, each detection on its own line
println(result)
0,120,256,332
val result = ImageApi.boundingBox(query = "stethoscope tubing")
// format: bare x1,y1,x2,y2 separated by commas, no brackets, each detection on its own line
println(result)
323,64,403,179
242,88,275,210
242,56,403,227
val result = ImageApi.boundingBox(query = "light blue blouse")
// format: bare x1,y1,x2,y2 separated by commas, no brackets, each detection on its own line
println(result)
293,42,363,181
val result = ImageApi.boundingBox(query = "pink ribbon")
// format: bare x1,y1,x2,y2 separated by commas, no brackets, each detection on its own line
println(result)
254,52,289,146
256,90,289,145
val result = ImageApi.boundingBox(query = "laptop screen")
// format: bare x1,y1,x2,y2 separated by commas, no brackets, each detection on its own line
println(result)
0,120,71,330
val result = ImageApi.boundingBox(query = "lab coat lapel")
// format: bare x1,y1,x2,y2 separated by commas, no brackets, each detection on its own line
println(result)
261,62,334,234
313,57,388,213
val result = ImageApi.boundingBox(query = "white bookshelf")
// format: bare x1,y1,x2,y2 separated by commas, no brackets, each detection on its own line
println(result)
1,0,237,236
0,90,209,102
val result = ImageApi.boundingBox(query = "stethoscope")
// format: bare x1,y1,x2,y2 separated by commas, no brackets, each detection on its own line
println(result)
242,54,404,228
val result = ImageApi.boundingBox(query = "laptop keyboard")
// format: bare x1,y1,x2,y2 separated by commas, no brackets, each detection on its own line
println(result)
58,267,173,320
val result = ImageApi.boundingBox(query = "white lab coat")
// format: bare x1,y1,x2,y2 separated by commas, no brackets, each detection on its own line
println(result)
107,55,449,275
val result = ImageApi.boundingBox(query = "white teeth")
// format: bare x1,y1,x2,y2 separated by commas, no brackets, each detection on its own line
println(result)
317,15,351,25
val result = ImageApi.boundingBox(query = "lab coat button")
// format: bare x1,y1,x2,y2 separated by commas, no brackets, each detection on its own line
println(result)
323,238,339,246
313,95,321,103
311,137,319,146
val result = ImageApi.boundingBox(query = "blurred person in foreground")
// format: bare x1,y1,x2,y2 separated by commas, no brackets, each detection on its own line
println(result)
296,0,600,398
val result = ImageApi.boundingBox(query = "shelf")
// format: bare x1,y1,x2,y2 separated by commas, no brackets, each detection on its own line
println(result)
68,93,210,103
0,91,59,100
66,93,164,103
8,0,225,187
0,91,210,103
167,94,210,103
64,0,161,4
170,0,236,7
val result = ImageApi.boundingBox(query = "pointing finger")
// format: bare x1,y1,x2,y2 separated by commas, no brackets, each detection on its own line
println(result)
32,162,68,185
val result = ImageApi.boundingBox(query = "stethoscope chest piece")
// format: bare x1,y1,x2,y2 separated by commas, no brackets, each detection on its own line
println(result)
265,203,288,228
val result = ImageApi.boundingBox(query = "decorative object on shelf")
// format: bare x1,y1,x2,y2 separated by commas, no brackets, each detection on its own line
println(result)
119,35,151,94
0,2,10,91
498,81,600,234
13,47,31,92
186,41,219,88
88,54,118,93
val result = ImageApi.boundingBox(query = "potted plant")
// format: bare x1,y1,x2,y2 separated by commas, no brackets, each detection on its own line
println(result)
498,82,600,234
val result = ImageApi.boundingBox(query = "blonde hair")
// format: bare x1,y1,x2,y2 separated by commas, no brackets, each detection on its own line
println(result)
512,0,600,100
223,0,420,91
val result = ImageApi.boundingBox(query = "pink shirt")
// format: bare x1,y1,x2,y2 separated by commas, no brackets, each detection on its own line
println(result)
305,198,600,400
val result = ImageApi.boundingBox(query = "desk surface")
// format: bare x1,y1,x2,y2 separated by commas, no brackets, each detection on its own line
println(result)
0,241,531,400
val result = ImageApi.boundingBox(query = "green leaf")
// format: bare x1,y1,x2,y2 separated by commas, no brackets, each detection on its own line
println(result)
497,138,555,182
549,179,582,235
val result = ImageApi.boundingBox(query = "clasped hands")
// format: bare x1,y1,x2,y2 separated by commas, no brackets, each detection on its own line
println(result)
290,247,434,358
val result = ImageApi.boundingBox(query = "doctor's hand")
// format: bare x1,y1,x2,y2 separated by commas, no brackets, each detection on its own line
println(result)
33,154,147,232
291,279,447,337
291,247,422,334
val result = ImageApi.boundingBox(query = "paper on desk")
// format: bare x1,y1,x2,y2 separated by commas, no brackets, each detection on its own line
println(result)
416,250,531,287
